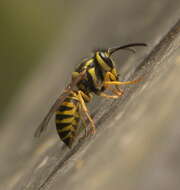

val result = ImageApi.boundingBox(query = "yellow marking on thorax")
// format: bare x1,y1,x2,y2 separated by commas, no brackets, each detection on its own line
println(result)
96,52,111,71
85,59,93,67
88,67,97,82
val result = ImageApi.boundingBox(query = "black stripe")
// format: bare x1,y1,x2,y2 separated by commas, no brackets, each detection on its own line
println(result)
56,122,72,129
72,123,79,130
94,58,104,81
56,114,74,120
58,105,73,112
64,97,73,102
63,137,74,148
58,127,75,139
58,130,70,138
86,72,98,92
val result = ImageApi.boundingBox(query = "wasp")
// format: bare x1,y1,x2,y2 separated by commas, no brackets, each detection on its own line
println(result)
35,43,147,148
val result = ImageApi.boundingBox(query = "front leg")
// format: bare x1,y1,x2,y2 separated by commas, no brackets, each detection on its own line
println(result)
102,72,141,97
104,78,142,86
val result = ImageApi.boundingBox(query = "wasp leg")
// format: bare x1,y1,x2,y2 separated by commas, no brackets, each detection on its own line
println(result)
103,71,142,86
104,78,142,86
98,87,124,99
103,72,116,89
102,78,141,99
112,88,124,96
101,72,141,99
99,72,124,98
78,111,89,137
77,91,96,134
99,92,120,99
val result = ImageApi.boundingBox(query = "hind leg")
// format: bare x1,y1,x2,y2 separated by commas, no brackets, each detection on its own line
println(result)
77,90,96,134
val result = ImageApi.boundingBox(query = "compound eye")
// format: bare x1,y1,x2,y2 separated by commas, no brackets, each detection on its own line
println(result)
100,52,108,59
99,52,113,69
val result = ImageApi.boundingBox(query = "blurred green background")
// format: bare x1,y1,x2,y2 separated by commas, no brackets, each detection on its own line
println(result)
0,1,69,121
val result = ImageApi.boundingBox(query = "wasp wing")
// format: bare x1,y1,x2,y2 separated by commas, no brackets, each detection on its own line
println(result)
34,91,71,137
34,71,86,138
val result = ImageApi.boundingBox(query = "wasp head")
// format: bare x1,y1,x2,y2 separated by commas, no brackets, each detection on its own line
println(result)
95,43,147,80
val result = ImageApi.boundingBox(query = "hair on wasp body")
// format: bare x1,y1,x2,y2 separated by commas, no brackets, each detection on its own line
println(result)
35,43,147,148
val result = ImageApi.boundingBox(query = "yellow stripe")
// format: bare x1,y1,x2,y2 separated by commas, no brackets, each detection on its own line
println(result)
56,110,75,115
88,68,97,82
56,117,73,123
85,59,93,66
96,52,111,71
61,132,72,140
58,125,75,132
61,101,75,107
69,96,79,101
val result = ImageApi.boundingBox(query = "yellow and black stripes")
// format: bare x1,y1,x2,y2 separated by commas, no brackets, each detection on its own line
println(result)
35,43,146,148
95,51,114,72
55,94,80,148
74,50,119,95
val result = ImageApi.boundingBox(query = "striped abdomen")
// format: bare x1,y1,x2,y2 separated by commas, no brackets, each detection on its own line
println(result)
55,95,80,148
